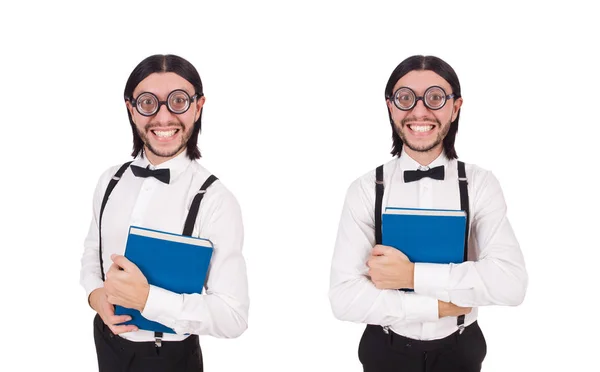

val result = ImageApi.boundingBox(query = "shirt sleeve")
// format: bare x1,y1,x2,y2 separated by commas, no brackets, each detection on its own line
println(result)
413,170,528,307
79,167,115,302
329,175,440,326
141,184,249,338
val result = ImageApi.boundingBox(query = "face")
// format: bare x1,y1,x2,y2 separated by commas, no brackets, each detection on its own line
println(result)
126,72,205,164
387,70,462,155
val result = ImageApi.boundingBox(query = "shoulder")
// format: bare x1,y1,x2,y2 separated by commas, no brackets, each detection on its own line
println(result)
345,158,398,205
457,160,505,201
188,161,241,212
93,161,133,191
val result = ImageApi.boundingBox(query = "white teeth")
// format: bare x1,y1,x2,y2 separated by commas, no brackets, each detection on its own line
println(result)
153,130,177,138
409,125,433,132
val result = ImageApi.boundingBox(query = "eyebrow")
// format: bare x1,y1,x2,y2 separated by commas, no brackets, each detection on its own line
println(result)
133,88,194,99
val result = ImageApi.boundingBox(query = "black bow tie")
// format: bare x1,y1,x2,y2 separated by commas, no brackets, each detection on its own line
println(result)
404,165,445,183
130,164,170,184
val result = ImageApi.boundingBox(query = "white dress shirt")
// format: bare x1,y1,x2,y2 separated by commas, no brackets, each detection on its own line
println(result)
329,148,528,340
80,150,249,342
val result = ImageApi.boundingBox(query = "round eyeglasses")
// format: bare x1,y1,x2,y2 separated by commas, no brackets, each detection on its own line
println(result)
131,89,202,117
389,86,455,111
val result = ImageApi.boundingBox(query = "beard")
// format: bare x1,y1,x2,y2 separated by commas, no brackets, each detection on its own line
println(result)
137,121,193,158
396,116,452,153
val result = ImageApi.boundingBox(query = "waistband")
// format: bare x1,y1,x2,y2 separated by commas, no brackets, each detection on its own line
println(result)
94,313,199,356
368,321,480,353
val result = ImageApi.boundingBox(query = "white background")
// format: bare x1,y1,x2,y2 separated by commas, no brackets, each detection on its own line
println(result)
0,1,598,371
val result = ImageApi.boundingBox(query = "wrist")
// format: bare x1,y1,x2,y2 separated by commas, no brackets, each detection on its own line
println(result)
136,284,150,312
88,287,104,311
437,300,447,318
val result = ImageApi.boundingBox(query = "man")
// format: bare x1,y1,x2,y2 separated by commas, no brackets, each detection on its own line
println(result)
80,54,249,371
328,55,527,372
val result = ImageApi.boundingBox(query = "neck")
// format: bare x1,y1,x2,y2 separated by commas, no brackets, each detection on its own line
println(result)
403,145,443,166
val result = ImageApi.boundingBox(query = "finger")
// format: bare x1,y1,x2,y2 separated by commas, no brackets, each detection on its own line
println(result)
105,264,119,280
372,244,393,256
108,263,121,273
109,324,138,335
369,255,384,267
111,254,137,272
107,314,133,325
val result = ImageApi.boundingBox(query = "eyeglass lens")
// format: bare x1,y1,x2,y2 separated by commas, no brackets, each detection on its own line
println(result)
135,90,192,116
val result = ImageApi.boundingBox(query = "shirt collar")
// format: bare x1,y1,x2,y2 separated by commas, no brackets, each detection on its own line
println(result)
398,146,449,171
131,149,192,182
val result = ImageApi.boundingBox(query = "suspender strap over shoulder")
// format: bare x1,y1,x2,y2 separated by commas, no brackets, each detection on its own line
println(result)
375,165,384,245
457,160,470,332
182,175,218,236
99,161,132,282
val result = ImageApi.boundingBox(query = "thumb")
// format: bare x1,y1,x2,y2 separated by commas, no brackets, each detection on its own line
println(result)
111,254,136,273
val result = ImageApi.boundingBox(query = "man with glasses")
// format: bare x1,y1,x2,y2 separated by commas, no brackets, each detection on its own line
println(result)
328,55,528,371
80,54,249,371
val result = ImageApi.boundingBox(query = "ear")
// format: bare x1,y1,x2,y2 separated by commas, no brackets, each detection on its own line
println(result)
451,97,463,122
386,99,394,112
125,100,136,121
194,96,206,122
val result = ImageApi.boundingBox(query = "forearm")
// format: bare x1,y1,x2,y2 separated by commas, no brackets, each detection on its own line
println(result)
329,270,439,325
414,248,528,307
141,285,249,338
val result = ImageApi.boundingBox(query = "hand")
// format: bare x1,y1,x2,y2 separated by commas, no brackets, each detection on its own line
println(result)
438,300,472,318
89,287,138,335
104,254,150,312
367,244,415,290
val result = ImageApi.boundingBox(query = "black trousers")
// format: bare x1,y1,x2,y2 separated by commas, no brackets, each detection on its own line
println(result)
93,314,203,372
359,321,487,372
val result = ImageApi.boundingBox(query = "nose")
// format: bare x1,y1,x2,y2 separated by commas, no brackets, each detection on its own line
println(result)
154,103,176,123
411,98,430,116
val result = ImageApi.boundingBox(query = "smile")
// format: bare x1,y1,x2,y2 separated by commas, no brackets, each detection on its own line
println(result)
151,129,179,138
408,125,434,133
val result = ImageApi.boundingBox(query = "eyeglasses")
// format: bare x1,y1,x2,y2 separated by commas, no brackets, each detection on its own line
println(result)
130,89,202,117
389,86,455,111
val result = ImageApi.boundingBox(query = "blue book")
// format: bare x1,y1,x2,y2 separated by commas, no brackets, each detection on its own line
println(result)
382,207,466,264
114,226,214,334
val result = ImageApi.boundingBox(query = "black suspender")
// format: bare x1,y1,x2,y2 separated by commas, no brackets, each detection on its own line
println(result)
183,175,218,236
374,161,470,332
375,165,384,245
98,161,218,346
456,160,470,332
99,161,132,282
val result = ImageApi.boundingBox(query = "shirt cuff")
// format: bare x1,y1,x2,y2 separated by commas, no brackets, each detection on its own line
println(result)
141,285,184,326
403,293,439,323
83,277,104,303
413,263,451,301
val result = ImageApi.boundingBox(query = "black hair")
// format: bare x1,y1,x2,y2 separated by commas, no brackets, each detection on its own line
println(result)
384,55,462,158
124,54,204,159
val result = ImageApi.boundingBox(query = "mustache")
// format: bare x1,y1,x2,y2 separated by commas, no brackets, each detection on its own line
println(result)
401,117,440,126
144,122,185,131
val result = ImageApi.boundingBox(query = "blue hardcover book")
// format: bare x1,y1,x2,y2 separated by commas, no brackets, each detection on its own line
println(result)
382,207,466,264
114,226,214,334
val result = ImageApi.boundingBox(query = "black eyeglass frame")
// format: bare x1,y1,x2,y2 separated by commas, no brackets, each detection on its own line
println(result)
130,89,203,117
388,85,456,111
